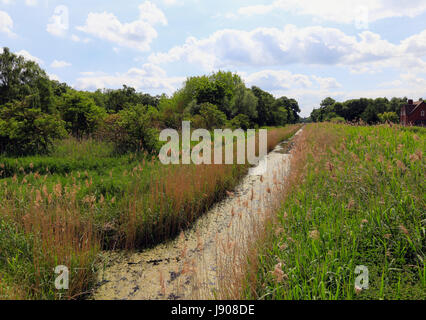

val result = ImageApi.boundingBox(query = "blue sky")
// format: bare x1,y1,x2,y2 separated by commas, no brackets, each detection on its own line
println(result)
1,0,426,116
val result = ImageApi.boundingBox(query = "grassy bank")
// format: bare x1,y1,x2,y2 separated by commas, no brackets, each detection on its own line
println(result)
248,123,425,300
0,125,301,300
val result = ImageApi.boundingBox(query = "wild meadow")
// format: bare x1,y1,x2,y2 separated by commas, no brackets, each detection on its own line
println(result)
0,125,301,300
247,123,425,300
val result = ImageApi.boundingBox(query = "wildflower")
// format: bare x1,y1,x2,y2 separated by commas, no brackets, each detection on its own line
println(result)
275,227,284,236
309,230,320,240
415,149,423,160
272,263,287,283
347,199,356,210
396,160,406,172
279,243,288,250
399,225,409,235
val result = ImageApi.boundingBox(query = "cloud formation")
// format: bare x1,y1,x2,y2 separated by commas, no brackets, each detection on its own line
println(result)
75,63,184,94
148,25,426,74
76,1,167,51
236,0,426,24
50,60,72,68
0,10,15,37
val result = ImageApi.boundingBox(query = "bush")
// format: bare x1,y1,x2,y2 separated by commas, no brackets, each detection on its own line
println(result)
330,116,345,124
0,100,66,155
199,103,227,130
229,114,251,130
378,112,399,124
59,91,106,139
115,104,159,154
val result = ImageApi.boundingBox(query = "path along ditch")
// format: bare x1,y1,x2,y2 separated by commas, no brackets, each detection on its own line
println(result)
92,127,303,300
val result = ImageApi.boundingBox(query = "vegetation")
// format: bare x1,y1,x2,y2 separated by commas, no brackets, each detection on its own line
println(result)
0,48,300,156
310,97,410,124
0,47,303,299
248,123,425,300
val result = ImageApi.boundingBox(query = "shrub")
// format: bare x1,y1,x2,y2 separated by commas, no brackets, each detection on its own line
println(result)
229,114,251,130
330,116,345,124
199,103,227,130
0,100,66,155
378,112,399,124
116,104,159,154
59,91,106,139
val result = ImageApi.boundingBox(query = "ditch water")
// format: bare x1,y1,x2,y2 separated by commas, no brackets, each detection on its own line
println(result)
92,128,303,300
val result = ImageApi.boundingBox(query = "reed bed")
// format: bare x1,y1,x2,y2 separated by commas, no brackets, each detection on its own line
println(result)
0,125,301,300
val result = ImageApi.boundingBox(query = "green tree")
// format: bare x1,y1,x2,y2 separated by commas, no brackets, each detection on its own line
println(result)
251,86,275,126
0,47,54,113
0,99,66,155
378,112,399,123
231,84,258,121
229,114,251,130
59,91,106,139
199,103,227,130
117,104,159,154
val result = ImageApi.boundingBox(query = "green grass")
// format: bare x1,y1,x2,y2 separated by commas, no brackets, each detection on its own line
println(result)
249,123,425,300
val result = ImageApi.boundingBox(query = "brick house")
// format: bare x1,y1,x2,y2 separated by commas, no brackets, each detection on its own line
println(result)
401,100,426,126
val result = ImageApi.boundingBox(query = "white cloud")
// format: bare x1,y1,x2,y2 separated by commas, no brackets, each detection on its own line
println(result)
74,63,184,94
138,1,167,25
76,1,167,51
0,10,15,37
16,50,43,65
48,73,60,81
50,60,71,68
243,70,313,90
46,5,69,37
25,0,38,6
236,0,426,24
149,25,425,74
71,34,91,43
240,69,343,116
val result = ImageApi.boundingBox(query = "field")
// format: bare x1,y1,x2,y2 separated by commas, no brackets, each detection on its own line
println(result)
247,123,425,300
0,125,301,300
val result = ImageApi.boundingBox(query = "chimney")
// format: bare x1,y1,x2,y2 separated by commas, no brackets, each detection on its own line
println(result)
408,99,413,105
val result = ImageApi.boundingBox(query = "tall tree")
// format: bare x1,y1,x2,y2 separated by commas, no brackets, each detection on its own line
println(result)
0,47,54,112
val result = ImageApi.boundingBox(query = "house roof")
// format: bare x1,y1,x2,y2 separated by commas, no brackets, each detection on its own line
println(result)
406,101,425,115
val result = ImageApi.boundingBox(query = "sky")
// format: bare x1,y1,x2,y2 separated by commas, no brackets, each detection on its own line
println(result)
1,0,426,116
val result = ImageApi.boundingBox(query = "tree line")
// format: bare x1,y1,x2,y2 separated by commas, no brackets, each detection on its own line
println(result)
0,47,300,156
310,97,413,124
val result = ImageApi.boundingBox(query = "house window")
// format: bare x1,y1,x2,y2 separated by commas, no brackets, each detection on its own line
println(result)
402,110,406,116
422,110,425,117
